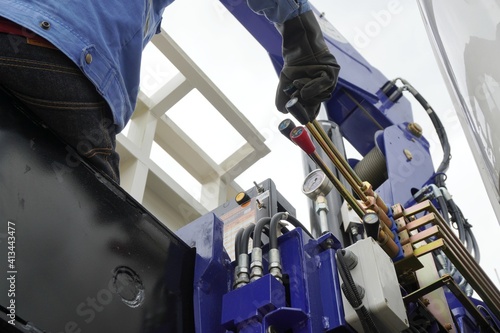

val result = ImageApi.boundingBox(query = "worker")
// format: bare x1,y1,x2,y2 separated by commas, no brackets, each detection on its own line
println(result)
0,0,339,183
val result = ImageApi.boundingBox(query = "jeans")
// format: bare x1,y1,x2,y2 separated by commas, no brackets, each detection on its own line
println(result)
0,33,120,183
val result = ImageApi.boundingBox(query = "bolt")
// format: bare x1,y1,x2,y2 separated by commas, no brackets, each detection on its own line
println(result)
256,199,265,209
444,323,453,331
403,149,413,161
407,122,423,137
422,298,430,306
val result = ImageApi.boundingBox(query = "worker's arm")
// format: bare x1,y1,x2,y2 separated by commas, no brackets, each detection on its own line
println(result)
246,0,311,24
247,0,340,119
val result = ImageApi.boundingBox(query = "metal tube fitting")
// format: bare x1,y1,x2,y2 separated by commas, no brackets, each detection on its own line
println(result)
268,248,283,283
315,195,330,234
250,247,263,282
233,253,250,289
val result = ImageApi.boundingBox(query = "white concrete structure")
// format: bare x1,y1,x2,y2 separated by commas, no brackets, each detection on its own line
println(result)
117,31,270,230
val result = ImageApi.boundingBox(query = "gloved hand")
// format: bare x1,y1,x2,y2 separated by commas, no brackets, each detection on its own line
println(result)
275,10,340,121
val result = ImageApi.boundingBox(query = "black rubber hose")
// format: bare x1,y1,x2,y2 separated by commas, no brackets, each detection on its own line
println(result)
437,195,450,226
457,204,481,263
402,82,450,187
450,198,465,243
240,224,254,257
464,227,474,254
284,214,314,239
253,217,271,249
234,228,244,259
428,110,451,178
269,212,284,250
269,213,315,250
468,229,481,263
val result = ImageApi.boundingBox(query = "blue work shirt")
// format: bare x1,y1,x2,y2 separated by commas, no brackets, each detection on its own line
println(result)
0,0,310,132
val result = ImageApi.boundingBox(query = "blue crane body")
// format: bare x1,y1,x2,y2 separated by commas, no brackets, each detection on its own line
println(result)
0,2,499,333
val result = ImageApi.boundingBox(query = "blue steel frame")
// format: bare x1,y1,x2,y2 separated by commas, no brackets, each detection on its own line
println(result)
177,213,354,332
219,0,435,209
194,2,500,333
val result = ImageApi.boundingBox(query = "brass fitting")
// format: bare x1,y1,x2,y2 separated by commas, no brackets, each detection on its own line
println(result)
408,122,423,137
362,181,389,213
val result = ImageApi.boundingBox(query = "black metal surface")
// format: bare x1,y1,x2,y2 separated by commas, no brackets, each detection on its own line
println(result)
0,91,195,333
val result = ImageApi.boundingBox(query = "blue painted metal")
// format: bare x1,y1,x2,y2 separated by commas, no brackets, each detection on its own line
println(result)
445,291,500,333
376,123,434,207
219,227,353,333
179,4,498,333
221,274,286,332
218,0,435,209
176,213,233,333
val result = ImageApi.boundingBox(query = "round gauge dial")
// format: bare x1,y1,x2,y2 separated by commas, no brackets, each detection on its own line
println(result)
363,212,379,225
302,169,333,199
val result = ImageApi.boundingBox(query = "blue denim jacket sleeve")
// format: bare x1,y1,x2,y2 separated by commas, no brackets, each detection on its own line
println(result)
0,0,308,132
247,0,311,24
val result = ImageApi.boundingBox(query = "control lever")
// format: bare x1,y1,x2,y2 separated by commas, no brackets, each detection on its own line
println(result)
286,98,394,233
286,97,389,214
288,125,365,218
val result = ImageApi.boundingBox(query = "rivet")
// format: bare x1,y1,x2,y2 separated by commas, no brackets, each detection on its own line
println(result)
40,21,51,30
85,53,93,64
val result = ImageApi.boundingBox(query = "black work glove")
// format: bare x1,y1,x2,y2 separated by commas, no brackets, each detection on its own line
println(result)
275,10,340,121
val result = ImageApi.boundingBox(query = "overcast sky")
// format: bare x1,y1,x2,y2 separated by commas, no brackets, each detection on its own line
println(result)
148,0,500,288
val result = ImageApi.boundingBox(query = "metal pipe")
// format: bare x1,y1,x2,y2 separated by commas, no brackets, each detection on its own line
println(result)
289,125,366,218
286,98,391,213
316,195,329,234
405,201,500,318
306,122,368,202
310,151,365,218
312,119,364,187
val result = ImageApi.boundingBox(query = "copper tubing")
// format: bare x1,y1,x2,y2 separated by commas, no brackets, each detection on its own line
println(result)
408,217,499,305
311,120,364,184
307,122,367,202
406,209,500,311
407,204,500,302
310,120,391,214
361,181,389,213
309,151,366,218
404,201,500,319
378,228,400,258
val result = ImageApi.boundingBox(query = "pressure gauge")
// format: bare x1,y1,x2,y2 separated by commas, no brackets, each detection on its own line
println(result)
362,212,380,240
302,169,333,199
362,212,379,226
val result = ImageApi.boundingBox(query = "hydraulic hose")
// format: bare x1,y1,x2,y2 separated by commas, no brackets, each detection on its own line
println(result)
239,224,254,257
283,214,314,239
437,194,450,225
233,225,255,289
392,78,451,182
250,217,271,282
234,228,244,259
252,217,271,249
269,212,314,250
270,212,286,250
